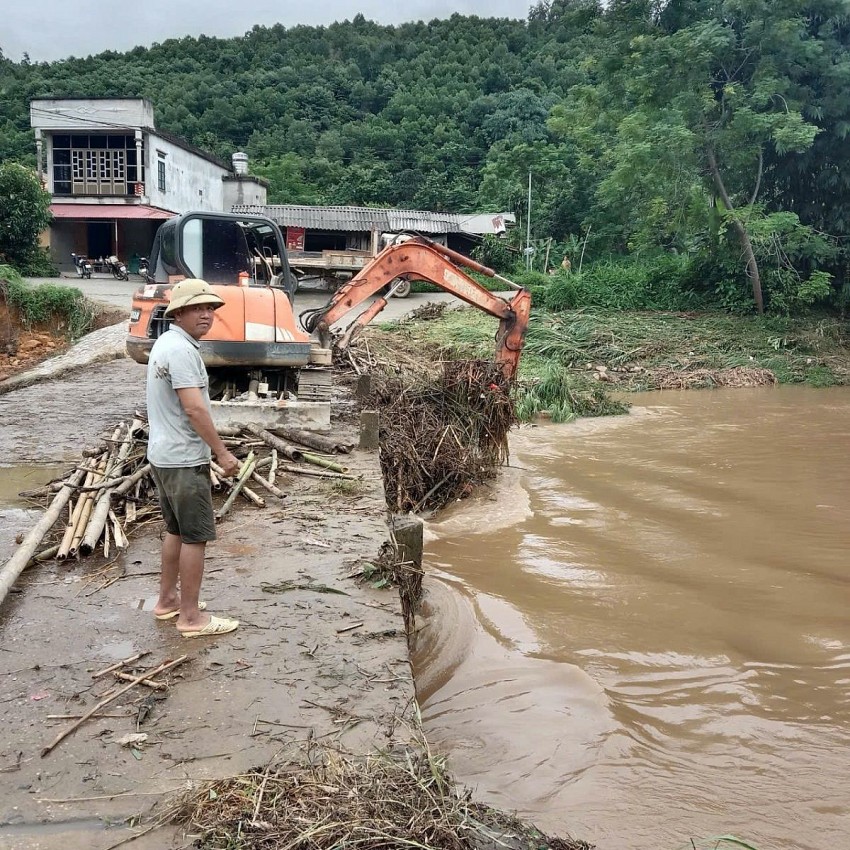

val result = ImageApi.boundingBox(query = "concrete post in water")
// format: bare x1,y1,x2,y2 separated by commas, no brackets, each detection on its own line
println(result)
390,514,423,572
356,373,372,400
359,410,380,450
390,514,424,636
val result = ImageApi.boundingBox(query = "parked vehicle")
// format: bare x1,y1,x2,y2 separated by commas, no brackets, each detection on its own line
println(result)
138,256,149,278
106,255,129,280
71,253,93,279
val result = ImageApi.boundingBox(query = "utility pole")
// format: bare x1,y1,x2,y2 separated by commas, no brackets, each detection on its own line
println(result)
526,171,532,271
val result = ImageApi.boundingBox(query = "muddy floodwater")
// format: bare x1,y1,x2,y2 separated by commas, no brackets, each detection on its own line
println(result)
413,386,850,850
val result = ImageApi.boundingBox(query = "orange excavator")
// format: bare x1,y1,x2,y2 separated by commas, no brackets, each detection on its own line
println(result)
126,211,530,397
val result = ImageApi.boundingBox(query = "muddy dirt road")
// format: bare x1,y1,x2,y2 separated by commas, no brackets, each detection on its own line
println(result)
0,355,415,850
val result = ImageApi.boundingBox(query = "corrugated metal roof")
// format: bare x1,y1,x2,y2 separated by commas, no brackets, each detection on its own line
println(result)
231,204,511,235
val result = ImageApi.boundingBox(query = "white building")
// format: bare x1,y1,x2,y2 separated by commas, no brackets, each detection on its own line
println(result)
30,97,266,273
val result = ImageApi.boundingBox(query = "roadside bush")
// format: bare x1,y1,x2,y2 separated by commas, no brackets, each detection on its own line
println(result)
544,254,707,312
21,247,59,278
0,265,95,338
471,235,520,274
0,163,52,274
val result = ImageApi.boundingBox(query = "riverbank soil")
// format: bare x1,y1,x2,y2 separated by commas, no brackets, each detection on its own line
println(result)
381,306,850,395
0,298,125,384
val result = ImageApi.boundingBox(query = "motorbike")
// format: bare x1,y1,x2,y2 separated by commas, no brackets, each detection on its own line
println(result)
106,255,129,280
138,256,149,278
71,252,93,279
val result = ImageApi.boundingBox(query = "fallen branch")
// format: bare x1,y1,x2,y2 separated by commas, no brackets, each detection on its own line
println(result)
42,655,189,757
92,651,151,679
114,671,167,690
216,454,258,520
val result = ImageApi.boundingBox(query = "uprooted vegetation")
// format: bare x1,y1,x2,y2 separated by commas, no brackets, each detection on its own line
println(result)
340,319,517,514
161,740,592,850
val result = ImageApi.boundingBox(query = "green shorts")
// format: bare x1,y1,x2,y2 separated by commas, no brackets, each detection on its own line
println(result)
150,464,216,544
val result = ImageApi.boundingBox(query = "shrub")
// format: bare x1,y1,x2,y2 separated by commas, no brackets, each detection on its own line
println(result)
0,266,95,339
543,254,708,312
515,364,629,422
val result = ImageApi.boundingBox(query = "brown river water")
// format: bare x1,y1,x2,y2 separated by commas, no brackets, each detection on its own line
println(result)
412,385,850,850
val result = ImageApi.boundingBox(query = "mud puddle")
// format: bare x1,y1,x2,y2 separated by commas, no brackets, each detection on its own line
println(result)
0,465,69,507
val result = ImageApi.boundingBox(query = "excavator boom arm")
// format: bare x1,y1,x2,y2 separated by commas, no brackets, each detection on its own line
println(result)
301,236,530,380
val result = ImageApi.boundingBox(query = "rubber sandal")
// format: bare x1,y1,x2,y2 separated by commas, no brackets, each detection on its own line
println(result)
178,615,239,638
154,601,207,621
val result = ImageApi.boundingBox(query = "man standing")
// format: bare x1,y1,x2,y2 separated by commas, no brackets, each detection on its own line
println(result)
146,278,240,638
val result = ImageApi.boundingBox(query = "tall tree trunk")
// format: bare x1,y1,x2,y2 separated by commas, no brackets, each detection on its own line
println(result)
705,144,764,314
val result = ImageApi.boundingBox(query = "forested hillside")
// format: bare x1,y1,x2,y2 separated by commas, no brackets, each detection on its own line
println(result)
2,1,850,314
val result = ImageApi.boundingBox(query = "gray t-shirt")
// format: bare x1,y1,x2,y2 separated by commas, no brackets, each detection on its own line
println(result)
146,325,212,468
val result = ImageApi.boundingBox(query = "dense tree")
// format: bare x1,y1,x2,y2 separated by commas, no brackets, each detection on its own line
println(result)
0,162,52,272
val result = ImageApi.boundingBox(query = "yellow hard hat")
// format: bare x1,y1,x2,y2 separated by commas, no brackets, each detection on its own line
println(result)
164,278,225,316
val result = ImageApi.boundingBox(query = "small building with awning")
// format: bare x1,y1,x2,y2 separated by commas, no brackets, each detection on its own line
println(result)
231,204,515,284
31,97,266,273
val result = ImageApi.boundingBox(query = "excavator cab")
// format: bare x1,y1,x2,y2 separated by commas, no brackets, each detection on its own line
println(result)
127,211,316,399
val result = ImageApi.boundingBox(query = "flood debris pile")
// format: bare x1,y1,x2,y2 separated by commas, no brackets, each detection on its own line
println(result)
334,314,517,513
643,364,776,389
164,741,592,850
370,359,516,513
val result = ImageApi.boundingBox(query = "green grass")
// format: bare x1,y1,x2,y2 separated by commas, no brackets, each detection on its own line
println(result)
0,264,96,339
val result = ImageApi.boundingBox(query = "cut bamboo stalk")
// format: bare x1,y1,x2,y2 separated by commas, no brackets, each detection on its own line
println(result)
57,457,99,561
125,501,137,525
102,522,111,558
42,655,189,757
272,425,353,454
0,466,87,608
246,425,304,461
277,463,358,480
268,449,277,485
68,454,109,558
114,466,151,498
82,421,141,556
301,452,350,474
209,460,265,506
216,455,257,520
248,471,286,499
240,485,264,506
210,467,222,490
27,545,59,568
108,510,128,550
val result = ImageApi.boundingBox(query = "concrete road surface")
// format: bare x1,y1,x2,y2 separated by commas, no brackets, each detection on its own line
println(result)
24,273,510,330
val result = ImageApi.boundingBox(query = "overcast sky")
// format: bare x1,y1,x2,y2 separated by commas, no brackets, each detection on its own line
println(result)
3,0,533,63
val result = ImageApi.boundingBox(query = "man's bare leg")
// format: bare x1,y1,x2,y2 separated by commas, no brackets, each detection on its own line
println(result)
175,541,209,631
152,532,182,616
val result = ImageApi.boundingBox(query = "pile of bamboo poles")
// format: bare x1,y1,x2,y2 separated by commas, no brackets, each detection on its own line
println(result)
1,420,359,606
